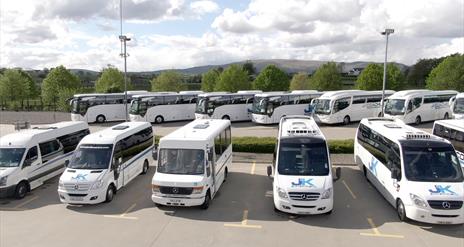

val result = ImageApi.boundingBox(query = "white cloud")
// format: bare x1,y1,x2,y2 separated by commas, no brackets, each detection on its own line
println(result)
190,0,220,16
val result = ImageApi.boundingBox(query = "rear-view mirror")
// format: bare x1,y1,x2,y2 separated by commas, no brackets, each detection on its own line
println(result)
152,144,158,160
267,165,272,177
64,160,70,167
333,167,341,182
391,168,400,180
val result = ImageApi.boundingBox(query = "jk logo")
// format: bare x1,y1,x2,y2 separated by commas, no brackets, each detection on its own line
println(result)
429,185,456,195
291,178,315,188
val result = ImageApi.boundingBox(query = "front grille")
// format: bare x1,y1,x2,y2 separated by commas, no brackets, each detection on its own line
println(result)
427,200,463,210
68,193,87,197
431,214,459,218
159,186,193,195
288,192,320,201
63,183,91,192
292,205,316,208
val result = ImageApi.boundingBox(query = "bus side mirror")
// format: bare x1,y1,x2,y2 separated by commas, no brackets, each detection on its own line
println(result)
152,145,158,160
267,165,272,177
391,168,400,180
333,167,341,182
64,160,70,167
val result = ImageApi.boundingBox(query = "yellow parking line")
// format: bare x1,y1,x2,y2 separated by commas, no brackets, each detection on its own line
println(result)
120,203,137,217
360,218,404,238
224,209,262,229
14,196,39,209
250,162,256,175
342,180,357,200
103,203,138,220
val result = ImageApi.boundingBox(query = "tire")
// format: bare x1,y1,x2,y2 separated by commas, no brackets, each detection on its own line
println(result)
105,185,115,203
141,160,149,175
444,113,449,119
15,181,29,199
155,115,164,124
223,167,228,182
396,199,408,222
343,116,350,125
200,190,211,210
221,115,230,120
414,116,421,125
362,166,367,178
96,115,106,123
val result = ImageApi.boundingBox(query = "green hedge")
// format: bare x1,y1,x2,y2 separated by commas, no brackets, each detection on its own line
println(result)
155,136,354,154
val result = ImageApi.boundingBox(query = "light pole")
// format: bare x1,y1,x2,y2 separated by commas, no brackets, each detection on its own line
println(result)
119,35,130,121
380,28,394,117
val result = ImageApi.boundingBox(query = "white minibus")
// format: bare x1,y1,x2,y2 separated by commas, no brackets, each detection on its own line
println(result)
129,92,201,123
433,119,464,169
151,119,232,209
195,91,261,121
355,117,464,224
0,122,89,199
384,90,457,125
251,91,322,124
267,116,340,215
450,93,464,119
70,91,149,123
313,90,395,125
58,122,154,204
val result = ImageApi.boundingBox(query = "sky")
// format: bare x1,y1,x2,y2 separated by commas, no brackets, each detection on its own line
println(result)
1,0,463,72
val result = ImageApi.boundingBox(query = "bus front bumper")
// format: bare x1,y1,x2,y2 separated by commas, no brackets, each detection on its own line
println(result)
58,188,107,205
151,194,205,207
405,204,464,224
0,185,16,198
274,198,333,215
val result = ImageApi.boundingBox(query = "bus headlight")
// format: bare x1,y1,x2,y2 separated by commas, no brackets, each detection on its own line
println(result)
192,186,204,194
0,176,8,186
321,188,332,199
277,187,288,199
152,184,160,193
91,180,104,190
410,193,427,208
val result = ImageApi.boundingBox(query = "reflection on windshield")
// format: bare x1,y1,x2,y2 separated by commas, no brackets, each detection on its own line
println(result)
385,99,405,115
403,145,463,182
454,98,464,114
0,148,25,167
157,149,205,175
277,138,329,176
69,145,113,170
314,99,331,115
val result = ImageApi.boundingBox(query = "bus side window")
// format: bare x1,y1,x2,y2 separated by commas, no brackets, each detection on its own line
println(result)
23,146,38,168
413,97,422,109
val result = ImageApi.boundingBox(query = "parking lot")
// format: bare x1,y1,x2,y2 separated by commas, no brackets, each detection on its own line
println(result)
0,161,462,247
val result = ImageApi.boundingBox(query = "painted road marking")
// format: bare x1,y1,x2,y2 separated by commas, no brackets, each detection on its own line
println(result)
360,218,404,238
104,203,138,220
342,180,357,200
224,209,262,229
250,162,256,175
15,196,39,209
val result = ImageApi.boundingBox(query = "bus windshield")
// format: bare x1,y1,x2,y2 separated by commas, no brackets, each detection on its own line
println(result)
252,97,275,115
385,99,405,115
454,98,464,114
0,148,25,167
157,149,205,175
129,100,147,115
402,144,463,182
277,138,329,176
195,97,207,114
69,144,113,170
71,99,88,115
313,99,331,115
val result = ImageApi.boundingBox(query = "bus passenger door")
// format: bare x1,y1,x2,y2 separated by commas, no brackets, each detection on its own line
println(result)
207,148,216,196
112,144,124,189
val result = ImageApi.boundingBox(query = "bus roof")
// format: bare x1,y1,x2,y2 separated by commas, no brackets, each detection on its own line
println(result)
387,90,457,99
434,119,464,131
279,115,325,140
255,91,321,97
456,92,464,99
0,121,89,148
198,92,260,97
160,119,230,142
318,90,395,99
79,122,151,145
360,118,447,143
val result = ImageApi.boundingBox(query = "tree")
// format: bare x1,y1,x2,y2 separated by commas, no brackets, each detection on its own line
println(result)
426,54,464,91
151,71,187,92
215,64,250,92
253,65,289,91
289,72,311,90
18,70,38,100
406,57,444,88
356,63,404,90
242,60,256,80
310,62,342,91
201,69,220,92
41,65,81,109
0,69,28,108
96,67,126,93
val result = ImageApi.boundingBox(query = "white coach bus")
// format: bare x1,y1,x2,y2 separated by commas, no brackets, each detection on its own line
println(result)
152,119,232,209
312,90,395,125
384,90,457,125
450,93,464,119
0,122,89,199
267,116,340,215
70,91,149,123
58,122,154,204
129,92,201,124
195,91,261,121
433,119,464,169
251,91,322,124
355,118,464,224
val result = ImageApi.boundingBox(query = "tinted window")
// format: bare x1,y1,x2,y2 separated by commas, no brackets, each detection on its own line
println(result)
357,123,395,168
26,146,38,161
277,138,329,176
214,134,222,161
119,127,153,163
367,97,382,103
353,97,366,104
57,129,90,154
39,140,61,157
334,97,350,113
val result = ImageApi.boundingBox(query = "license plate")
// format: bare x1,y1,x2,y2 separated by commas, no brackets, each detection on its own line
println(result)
437,221,452,224
69,196,84,201
169,199,181,203
297,211,311,215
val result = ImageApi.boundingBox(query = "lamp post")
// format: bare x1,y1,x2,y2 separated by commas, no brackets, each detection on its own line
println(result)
119,35,130,122
380,28,394,117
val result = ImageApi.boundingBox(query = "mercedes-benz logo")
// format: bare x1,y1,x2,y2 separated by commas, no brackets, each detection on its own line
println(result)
301,194,306,200
442,201,451,209
172,188,179,194
74,184,79,190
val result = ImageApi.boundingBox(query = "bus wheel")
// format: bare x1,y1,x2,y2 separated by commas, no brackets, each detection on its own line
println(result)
200,190,211,210
141,160,149,175
414,116,421,125
444,113,449,119
15,181,29,199
343,116,350,125
96,115,106,123
222,115,230,120
396,199,408,222
105,185,115,203
155,115,164,124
